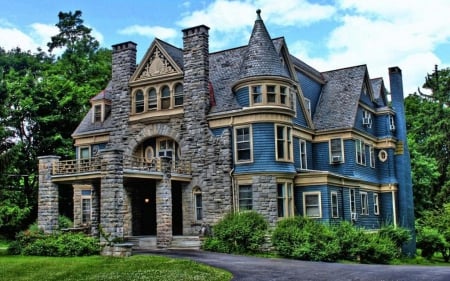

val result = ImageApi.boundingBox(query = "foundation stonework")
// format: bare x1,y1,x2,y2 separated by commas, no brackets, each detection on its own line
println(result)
37,156,60,233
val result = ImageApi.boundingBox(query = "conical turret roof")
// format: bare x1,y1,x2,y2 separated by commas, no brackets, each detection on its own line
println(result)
238,9,289,80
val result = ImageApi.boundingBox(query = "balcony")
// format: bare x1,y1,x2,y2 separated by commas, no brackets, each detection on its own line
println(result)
52,155,191,177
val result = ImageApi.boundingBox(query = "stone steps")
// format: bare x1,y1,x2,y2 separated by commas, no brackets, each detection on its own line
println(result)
126,236,201,250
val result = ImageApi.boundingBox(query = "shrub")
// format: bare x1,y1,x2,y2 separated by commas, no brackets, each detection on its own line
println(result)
7,223,45,255
355,233,398,264
272,217,340,262
333,221,366,260
23,233,101,256
417,226,446,259
202,211,268,254
378,224,411,249
58,215,73,229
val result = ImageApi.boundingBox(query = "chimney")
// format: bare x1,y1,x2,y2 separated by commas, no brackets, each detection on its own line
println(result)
388,66,416,256
108,41,137,147
182,25,210,113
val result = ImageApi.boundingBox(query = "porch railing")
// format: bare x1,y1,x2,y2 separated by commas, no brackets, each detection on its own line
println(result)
52,155,191,176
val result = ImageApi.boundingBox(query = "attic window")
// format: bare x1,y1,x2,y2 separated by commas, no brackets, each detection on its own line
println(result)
93,104,102,122
362,109,372,128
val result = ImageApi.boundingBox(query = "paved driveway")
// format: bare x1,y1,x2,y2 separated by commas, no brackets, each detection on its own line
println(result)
137,249,450,281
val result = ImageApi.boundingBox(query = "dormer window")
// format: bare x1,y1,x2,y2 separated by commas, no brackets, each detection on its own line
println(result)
362,109,372,128
93,105,102,122
389,115,396,131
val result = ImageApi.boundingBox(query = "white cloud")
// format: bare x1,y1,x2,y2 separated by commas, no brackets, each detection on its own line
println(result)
119,25,178,41
0,26,38,51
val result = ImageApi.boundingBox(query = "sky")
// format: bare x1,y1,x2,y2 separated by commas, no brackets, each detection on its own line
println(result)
1,0,449,95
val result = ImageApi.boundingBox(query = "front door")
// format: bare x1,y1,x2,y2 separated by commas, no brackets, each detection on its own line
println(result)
132,186,156,236
172,182,183,235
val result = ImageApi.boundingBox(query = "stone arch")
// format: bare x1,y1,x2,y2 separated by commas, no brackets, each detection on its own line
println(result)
123,123,183,157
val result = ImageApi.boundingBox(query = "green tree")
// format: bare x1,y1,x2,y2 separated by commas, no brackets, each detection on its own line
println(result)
405,65,450,215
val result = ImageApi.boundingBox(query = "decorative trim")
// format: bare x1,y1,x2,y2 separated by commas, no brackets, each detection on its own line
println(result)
378,150,388,162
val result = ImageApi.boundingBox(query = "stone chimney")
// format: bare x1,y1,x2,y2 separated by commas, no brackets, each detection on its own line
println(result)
388,66,416,256
109,41,137,147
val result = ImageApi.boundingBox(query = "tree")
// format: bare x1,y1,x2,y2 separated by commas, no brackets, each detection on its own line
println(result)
406,65,450,215
0,10,111,237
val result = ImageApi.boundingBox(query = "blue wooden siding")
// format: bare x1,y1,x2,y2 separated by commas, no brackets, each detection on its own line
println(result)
293,137,313,170
354,106,376,136
380,192,395,225
293,94,309,128
235,86,249,107
234,123,296,174
313,140,355,177
296,71,321,116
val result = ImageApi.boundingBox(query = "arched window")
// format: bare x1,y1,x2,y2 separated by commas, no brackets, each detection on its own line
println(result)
148,88,157,110
135,90,144,113
193,187,202,221
174,83,183,107
161,85,171,109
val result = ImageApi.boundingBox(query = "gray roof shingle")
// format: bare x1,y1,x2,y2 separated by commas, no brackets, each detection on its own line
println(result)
313,65,367,131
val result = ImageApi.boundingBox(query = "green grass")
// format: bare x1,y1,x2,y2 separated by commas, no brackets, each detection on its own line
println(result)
0,255,232,281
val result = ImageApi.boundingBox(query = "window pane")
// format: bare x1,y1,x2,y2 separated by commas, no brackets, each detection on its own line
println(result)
239,185,252,210
280,86,287,104
135,90,144,113
174,84,183,106
80,148,89,159
161,86,170,109
148,88,157,110
252,85,262,103
236,127,251,161
267,85,276,103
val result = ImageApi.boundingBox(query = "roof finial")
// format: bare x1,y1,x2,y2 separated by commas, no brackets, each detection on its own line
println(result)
256,9,261,20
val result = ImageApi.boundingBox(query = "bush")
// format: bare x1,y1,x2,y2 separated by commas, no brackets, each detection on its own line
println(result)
272,216,340,262
58,215,73,229
7,223,45,255
378,224,411,249
333,221,366,260
202,211,268,254
417,226,447,259
22,233,100,256
355,233,398,264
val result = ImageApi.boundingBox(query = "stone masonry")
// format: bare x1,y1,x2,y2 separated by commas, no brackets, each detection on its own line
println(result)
37,156,60,233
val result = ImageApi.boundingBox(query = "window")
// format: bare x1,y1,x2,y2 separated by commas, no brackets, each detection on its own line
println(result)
158,139,174,158
144,146,154,162
362,109,372,128
252,85,262,104
174,83,183,106
373,193,379,215
161,86,171,109
299,139,308,170
331,192,339,218
349,189,356,215
267,85,276,103
193,187,202,221
79,147,90,159
303,191,321,218
330,138,343,163
280,86,288,105
355,139,366,165
235,126,252,162
360,192,369,215
304,97,311,117
81,189,92,224
135,90,144,113
148,88,157,110
278,182,294,217
276,125,292,161
369,145,375,168
238,185,253,210
93,104,102,122
389,115,396,131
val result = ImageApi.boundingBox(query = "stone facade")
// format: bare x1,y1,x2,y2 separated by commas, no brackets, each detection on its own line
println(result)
37,156,60,233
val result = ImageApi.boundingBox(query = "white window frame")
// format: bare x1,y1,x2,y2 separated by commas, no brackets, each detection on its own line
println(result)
193,187,203,221
303,191,322,218
362,109,372,128
389,115,396,131
277,182,294,218
81,189,92,225
299,139,308,170
349,189,356,216
331,191,339,218
275,125,293,162
238,185,253,211
93,104,102,123
234,126,253,163
360,191,369,215
304,97,311,117
355,139,366,166
369,145,375,168
373,193,380,215
330,138,344,164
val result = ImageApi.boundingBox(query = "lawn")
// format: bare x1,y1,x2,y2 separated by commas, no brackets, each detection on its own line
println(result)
0,255,232,281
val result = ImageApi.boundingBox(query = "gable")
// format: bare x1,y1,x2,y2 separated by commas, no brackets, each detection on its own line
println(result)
130,40,183,83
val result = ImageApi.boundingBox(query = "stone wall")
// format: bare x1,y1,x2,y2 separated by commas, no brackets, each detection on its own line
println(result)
252,175,278,226
37,156,60,233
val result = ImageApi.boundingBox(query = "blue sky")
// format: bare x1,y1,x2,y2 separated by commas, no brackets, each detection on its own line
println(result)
1,0,449,95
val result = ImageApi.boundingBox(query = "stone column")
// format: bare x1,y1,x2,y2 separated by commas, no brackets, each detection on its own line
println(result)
156,157,173,248
37,155,60,233
100,149,125,242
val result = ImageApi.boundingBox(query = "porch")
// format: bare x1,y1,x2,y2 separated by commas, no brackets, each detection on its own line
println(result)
126,236,202,250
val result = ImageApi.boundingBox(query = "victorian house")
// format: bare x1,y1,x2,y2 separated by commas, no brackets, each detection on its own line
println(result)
38,10,415,252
